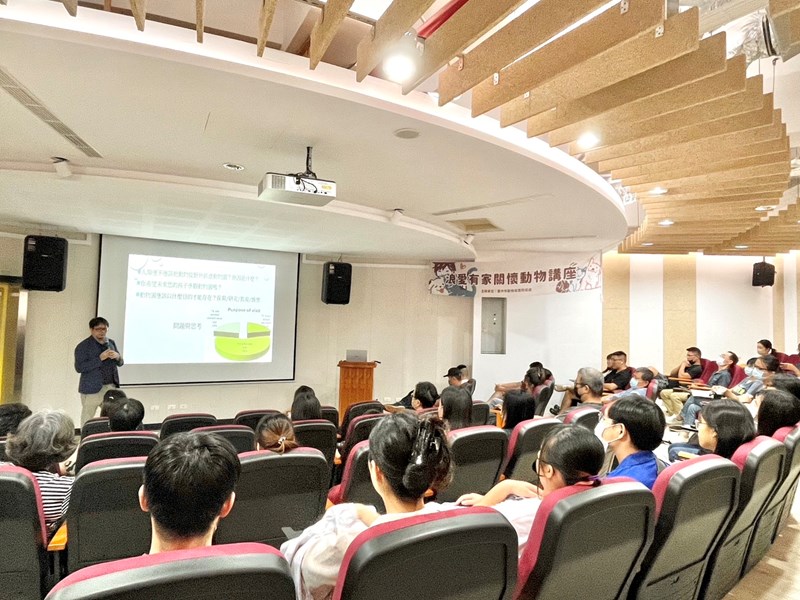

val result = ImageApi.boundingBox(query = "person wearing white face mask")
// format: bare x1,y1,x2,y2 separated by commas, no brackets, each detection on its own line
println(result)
714,354,779,416
669,351,738,429
595,396,666,489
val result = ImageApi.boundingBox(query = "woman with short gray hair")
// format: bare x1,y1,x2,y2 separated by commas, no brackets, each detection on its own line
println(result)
3,410,77,532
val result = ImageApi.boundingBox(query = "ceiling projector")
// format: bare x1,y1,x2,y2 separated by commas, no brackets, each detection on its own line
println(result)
257,146,336,207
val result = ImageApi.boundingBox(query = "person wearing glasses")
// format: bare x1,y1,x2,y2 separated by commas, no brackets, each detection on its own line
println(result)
667,399,755,462
552,367,604,415
74,316,124,425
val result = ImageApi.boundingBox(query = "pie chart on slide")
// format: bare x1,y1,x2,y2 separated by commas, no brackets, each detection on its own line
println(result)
213,322,271,361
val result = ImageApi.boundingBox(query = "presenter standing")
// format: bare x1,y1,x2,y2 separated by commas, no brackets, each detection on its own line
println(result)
75,317,123,425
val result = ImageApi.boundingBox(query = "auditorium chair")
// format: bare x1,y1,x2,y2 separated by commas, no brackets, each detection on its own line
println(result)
74,431,159,473
332,507,517,600
501,418,560,483
516,479,655,600
233,409,281,431
45,543,295,600
0,465,48,600
698,358,718,384
775,423,800,536
628,456,740,600
191,424,255,453
214,448,328,548
339,401,384,436
742,423,800,572
472,400,491,425
327,440,385,513
728,363,747,387
81,417,111,439
293,419,338,467
159,413,217,438
699,437,786,600
437,426,508,502
645,378,659,400
67,457,151,574
320,405,340,428
338,412,385,468
533,383,554,416
563,405,601,430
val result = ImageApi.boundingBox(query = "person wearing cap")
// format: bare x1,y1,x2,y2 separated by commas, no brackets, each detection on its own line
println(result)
444,366,472,395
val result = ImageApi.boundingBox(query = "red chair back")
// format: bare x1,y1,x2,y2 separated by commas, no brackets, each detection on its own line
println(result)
438,426,508,502
502,418,560,482
191,425,255,454
233,409,280,431
728,364,747,387
160,413,217,438
75,431,159,473
699,359,718,384
293,419,338,467
327,440,385,513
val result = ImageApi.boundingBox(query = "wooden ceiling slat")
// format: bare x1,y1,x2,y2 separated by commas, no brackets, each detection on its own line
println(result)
568,75,764,153
196,0,205,43
581,99,776,163
402,0,526,94
437,0,610,105
612,137,789,180
130,0,147,31
356,0,438,82
256,0,279,57
547,54,745,145
310,0,355,69
470,0,665,117
622,149,790,188
642,194,783,210
626,165,790,193
597,122,785,172
503,8,700,127
770,0,800,19
61,0,78,16
526,34,728,139
661,176,790,196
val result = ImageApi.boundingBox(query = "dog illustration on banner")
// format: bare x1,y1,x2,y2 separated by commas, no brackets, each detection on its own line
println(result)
555,255,602,293
429,262,478,297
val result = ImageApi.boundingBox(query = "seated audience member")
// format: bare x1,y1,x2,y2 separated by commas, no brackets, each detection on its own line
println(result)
256,414,299,454
669,351,738,427
439,385,473,430
99,388,128,418
502,391,536,434
608,368,655,402
3,410,76,532
659,347,704,415
108,398,145,431
553,367,604,414
755,389,800,437
139,432,240,553
757,339,781,358
596,395,666,489
491,366,547,409
444,366,472,395
291,389,322,421
603,351,633,392
771,374,800,399
668,399,756,462
0,402,32,436
410,382,440,412
715,354,778,410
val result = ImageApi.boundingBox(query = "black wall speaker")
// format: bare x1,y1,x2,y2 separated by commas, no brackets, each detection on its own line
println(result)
322,261,352,304
752,261,775,287
22,235,69,292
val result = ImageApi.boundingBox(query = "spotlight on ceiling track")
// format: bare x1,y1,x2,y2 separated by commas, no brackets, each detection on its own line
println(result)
576,132,600,150
384,31,421,84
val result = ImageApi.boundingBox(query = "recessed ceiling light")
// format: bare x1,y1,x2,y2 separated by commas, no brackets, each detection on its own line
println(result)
657,219,674,227
223,163,244,171
755,205,776,212
649,187,668,195
394,128,420,139
734,245,749,250
384,33,420,84
641,242,654,247
577,132,600,150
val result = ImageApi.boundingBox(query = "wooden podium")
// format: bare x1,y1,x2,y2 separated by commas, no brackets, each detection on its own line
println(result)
337,361,378,424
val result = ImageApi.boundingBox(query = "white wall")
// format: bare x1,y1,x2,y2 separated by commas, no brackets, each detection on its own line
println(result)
785,256,798,353
0,235,472,423
628,254,664,369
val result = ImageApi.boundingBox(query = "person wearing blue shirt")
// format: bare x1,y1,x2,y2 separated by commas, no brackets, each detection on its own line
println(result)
74,317,123,425
595,394,666,489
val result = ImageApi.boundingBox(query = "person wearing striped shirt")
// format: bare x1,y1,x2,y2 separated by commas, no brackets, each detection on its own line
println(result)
3,410,76,534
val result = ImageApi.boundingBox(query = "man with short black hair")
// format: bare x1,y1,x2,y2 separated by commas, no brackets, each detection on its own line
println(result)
108,399,145,432
74,317,124,425
659,347,704,416
598,395,666,489
139,432,240,553
603,351,633,392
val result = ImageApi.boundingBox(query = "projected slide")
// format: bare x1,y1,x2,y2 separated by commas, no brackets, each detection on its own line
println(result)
123,255,276,364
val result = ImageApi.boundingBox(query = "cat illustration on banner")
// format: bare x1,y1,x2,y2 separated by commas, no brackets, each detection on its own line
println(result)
555,255,602,293
428,262,477,297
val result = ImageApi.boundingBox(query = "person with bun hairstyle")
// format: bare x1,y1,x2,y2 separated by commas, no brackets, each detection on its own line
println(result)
256,414,299,454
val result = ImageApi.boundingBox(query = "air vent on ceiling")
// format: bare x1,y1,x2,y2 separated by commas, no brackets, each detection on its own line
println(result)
446,218,503,233
0,66,102,158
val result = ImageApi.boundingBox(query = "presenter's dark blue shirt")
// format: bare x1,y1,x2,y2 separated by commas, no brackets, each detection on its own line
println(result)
74,336,122,394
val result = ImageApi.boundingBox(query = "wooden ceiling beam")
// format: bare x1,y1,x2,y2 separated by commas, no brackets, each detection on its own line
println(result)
569,75,764,153
61,0,78,16
437,0,610,105
526,34,728,139
770,0,800,19
471,0,665,117
256,0,279,57
597,121,785,172
130,0,147,31
545,51,744,144
582,99,775,162
502,8,700,126
627,167,790,193
310,0,355,69
196,0,205,43
642,193,784,209
356,0,438,82
402,0,526,93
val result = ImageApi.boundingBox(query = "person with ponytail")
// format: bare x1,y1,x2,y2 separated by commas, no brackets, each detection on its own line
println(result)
256,414,299,454
280,413,453,600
